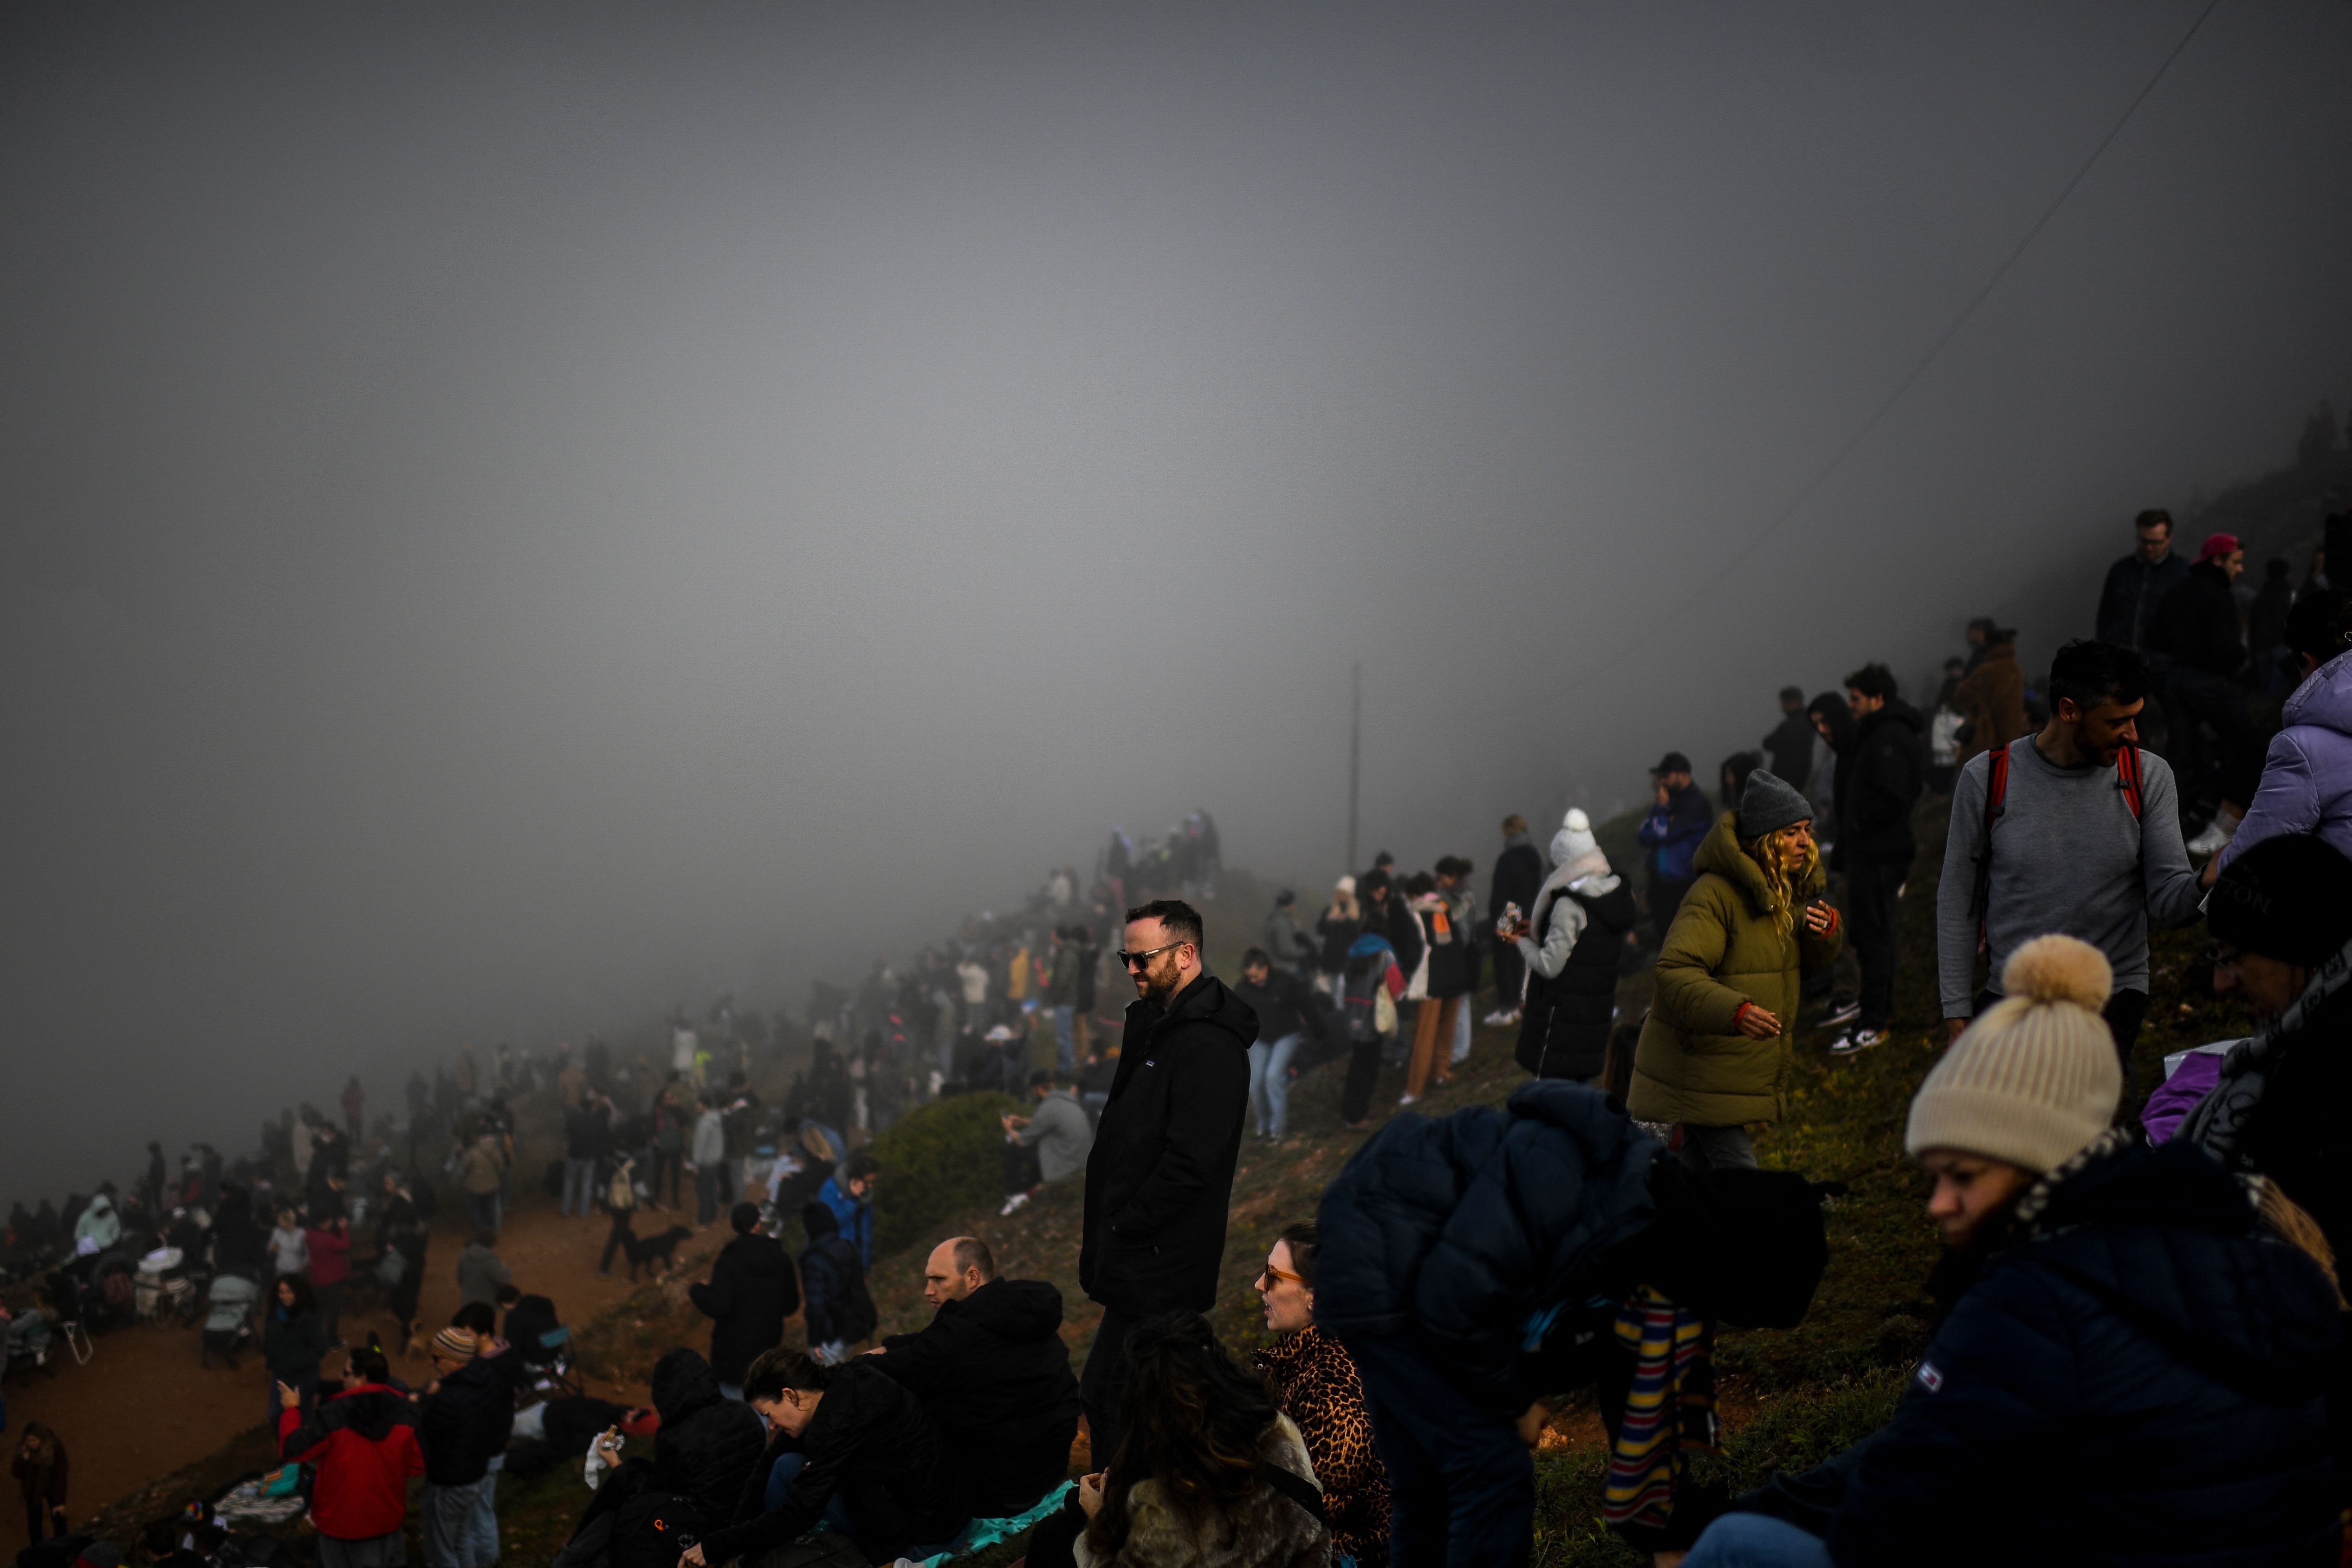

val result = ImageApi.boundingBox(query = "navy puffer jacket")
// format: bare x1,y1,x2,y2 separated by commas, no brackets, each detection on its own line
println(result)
1830,1135,2341,1567
1315,1082,1660,1415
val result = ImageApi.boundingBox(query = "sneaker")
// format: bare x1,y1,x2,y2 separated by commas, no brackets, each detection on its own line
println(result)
2185,808,2241,857
999,1192,1030,1217
1828,1028,1886,1056
1396,1093,1420,1108
1483,1009,1517,1026
1819,998,1862,1029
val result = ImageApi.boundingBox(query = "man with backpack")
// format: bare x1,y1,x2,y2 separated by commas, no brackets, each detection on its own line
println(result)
1935,640,2203,1061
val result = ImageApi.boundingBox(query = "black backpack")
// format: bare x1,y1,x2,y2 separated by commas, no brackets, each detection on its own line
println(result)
608,1491,710,1568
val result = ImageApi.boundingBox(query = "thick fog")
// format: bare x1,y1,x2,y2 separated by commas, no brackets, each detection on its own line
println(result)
5,1,2350,1201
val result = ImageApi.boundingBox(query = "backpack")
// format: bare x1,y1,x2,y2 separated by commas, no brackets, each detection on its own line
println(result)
608,1490,709,1568
606,1166,636,1213
1969,739,2143,938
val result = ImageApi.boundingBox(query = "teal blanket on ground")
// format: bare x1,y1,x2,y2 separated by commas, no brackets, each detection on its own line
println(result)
920,1482,1076,1566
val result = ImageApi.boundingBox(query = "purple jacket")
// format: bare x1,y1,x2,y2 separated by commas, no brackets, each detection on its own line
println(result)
2219,649,2352,869
2140,1049,2227,1144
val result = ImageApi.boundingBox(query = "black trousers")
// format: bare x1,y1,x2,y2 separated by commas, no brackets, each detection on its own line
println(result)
1080,1304,1138,1465
599,1209,634,1273
1846,855,1911,1030
1975,985,2148,1078
1648,875,1695,949
1341,1033,1386,1124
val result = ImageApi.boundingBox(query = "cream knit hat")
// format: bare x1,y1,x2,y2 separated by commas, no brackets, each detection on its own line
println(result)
1905,934,2122,1174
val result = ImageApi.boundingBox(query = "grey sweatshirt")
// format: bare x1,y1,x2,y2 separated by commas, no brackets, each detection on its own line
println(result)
1935,736,2201,1017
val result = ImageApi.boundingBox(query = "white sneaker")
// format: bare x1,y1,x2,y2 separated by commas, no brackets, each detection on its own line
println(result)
999,1192,1030,1217
1396,1093,1420,1108
2185,809,2241,857
1483,1009,1514,1026
1819,998,1862,1029
1828,1028,1885,1057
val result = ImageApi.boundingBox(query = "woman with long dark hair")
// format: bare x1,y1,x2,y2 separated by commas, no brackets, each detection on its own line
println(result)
263,1272,330,1425
1030,1310,1328,1568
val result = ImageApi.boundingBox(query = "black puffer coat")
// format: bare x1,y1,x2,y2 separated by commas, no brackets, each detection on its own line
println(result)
873,1276,1081,1516
648,1348,768,1525
700,1361,965,1565
1080,973,1256,1316
419,1354,515,1486
1315,1082,1660,1415
2151,559,2248,678
687,1232,799,1386
1829,1136,2340,1566
1516,880,1638,1080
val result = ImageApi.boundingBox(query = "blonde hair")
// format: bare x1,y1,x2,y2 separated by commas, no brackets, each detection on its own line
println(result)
1741,824,1812,939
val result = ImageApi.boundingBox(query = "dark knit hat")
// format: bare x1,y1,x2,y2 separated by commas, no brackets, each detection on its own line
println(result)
2208,834,2352,968
1641,1162,1833,1329
1736,767,1812,841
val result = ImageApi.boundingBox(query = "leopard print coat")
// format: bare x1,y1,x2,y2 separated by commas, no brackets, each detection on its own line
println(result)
1255,1326,1390,1568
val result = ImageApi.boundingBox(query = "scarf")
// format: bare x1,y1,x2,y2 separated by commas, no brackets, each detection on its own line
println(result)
1602,1287,1718,1530
2179,929,2352,1165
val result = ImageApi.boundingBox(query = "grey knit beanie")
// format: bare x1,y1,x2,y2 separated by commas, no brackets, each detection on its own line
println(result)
1906,934,2121,1174
1736,768,1811,841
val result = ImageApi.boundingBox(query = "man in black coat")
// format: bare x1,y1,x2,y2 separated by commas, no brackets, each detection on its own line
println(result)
1831,663,1926,1056
1487,816,1546,1024
417,1328,516,1568
687,1202,799,1399
867,1235,1079,1517
2150,531,2255,810
1077,898,1255,1452
1762,686,1816,790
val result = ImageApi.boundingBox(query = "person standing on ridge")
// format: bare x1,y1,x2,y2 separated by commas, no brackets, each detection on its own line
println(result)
1486,817,1545,1025
1827,663,1925,1058
1763,686,1817,791
1935,640,2201,1066
1637,752,1713,949
1077,898,1255,1456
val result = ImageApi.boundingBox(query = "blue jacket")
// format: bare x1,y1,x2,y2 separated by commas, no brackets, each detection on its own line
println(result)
1315,1082,1660,1416
1638,784,1713,883
816,1176,873,1267
1829,1136,2340,1567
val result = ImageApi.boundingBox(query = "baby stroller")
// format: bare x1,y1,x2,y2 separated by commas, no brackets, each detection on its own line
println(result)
135,1246,197,1324
201,1272,259,1369
4,1309,57,1381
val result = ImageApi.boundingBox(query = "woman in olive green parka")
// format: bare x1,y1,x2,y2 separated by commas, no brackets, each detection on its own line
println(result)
1627,769,1841,1170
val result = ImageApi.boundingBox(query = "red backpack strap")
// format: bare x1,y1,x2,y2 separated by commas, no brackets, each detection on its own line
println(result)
2115,743,2143,820
1986,744,2010,825
1970,744,2010,933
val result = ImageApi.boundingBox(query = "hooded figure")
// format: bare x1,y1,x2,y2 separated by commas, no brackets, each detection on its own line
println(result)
1627,780,1841,1150
647,1347,769,1523
72,1194,119,1251
1514,810,1639,1081
1318,1082,1832,1564
279,1376,425,1549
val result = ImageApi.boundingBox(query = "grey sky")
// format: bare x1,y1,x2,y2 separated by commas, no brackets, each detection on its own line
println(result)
4,1,2349,1201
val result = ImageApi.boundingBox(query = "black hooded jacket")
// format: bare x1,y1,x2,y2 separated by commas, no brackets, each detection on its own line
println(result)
1830,1137,2340,1566
418,1354,515,1486
1080,972,1257,1316
1839,697,1927,865
688,1232,800,1386
648,1348,769,1525
2151,559,2248,678
873,1276,1081,1516
701,1361,965,1565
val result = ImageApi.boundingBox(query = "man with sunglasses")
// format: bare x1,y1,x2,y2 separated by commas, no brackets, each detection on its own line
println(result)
1076,898,1257,1456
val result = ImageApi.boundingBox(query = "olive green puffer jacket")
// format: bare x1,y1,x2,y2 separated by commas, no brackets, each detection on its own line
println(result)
1626,811,1841,1128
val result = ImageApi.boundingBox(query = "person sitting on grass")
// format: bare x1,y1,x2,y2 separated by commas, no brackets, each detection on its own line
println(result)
1252,1222,1390,1568
1679,935,2342,1568
1021,1309,1329,1568
681,1347,968,1568
864,1235,1081,1520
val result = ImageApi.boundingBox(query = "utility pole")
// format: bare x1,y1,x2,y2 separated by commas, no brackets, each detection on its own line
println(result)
1346,660,1361,874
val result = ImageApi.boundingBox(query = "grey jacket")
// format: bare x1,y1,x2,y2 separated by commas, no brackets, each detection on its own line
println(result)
1263,907,1312,968
1935,737,2201,1016
455,1242,512,1308
1016,1089,1095,1182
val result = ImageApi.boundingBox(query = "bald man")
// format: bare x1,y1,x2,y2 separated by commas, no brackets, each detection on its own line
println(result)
864,1237,1080,1518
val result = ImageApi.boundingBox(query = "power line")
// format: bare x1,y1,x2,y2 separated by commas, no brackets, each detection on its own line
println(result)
1485,0,2224,726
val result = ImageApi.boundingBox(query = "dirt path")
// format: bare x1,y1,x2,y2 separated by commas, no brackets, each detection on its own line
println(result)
7,1182,734,1542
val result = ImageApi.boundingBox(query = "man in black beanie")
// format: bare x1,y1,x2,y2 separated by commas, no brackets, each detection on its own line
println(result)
2183,832,2352,1267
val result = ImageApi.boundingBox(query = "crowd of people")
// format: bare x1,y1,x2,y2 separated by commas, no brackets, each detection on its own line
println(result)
8,506,2352,1568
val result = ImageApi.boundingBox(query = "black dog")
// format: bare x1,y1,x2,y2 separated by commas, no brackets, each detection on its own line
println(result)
623,1225,692,1281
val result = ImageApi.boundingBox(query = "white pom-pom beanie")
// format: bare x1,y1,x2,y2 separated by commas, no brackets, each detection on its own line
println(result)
1905,934,2123,1174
